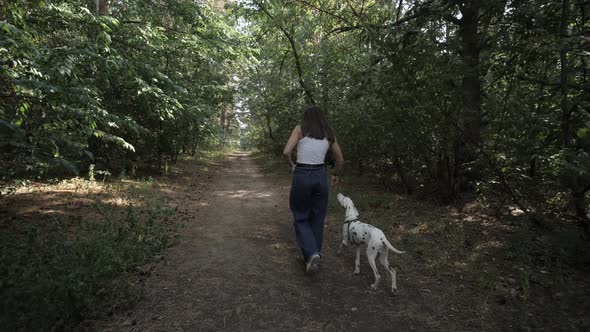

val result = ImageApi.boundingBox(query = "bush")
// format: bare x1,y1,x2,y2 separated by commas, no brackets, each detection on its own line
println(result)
0,183,173,330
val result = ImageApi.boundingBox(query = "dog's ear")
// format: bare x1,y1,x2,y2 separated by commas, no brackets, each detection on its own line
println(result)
345,202,359,219
337,193,347,207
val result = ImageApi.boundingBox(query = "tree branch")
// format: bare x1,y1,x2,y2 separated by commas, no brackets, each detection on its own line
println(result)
346,0,361,18
119,20,143,24
253,0,315,104
290,0,351,24
326,1,435,38
517,75,590,90
325,25,362,37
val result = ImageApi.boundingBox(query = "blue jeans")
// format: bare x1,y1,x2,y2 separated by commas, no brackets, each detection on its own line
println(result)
290,165,329,263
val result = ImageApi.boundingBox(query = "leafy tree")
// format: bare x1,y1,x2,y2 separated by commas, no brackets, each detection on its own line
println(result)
1,0,242,178
232,0,590,236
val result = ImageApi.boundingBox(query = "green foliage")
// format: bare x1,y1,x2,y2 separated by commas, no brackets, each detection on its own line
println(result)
0,182,173,330
234,0,589,229
1,0,242,179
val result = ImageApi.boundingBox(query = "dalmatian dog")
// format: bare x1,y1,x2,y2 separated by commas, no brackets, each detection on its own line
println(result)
336,193,405,292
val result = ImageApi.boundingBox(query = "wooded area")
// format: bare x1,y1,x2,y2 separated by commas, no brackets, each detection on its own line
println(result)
1,0,590,330
1,0,242,178
236,0,590,237
2,0,589,233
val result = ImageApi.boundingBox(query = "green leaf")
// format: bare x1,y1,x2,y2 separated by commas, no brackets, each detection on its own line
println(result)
576,127,589,139
98,31,112,44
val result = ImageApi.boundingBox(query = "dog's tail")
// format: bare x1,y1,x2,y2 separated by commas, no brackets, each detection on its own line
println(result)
382,238,405,254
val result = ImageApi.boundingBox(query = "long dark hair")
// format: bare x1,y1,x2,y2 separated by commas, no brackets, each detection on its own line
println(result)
301,105,335,143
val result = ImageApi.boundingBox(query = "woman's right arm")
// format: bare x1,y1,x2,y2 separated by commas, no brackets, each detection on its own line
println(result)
330,140,344,185
282,125,302,171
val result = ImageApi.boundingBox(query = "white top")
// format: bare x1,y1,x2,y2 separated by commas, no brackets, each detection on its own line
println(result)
296,137,329,165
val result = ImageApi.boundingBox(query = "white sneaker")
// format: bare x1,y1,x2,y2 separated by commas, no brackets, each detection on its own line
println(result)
306,254,320,274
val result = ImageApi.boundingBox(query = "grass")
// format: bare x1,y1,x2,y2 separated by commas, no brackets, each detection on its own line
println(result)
197,146,238,162
0,175,175,330
252,150,287,174
254,151,590,330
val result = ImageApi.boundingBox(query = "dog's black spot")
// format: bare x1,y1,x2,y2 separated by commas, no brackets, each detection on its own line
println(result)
372,246,375,250
353,232,357,235
381,237,383,240
364,232,367,234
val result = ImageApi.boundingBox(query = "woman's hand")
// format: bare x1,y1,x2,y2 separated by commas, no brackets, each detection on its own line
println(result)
290,164,296,173
331,175,339,187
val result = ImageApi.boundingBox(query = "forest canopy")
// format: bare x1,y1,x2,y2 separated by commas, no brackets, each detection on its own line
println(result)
1,0,589,236
231,0,590,236
1,0,243,178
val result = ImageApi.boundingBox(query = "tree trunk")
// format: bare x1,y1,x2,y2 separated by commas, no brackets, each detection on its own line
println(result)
220,107,226,147
560,0,571,148
437,152,455,203
394,156,412,194
573,188,590,238
265,112,275,140
456,1,482,190
254,1,315,104
96,0,110,16
283,29,315,104
225,109,232,133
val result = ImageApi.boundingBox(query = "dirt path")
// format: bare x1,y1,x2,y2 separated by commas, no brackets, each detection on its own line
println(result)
101,152,418,331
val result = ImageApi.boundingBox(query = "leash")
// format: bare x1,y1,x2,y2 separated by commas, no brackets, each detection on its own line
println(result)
344,218,359,245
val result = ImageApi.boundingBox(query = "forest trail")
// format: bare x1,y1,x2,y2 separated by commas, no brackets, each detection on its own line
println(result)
99,152,417,331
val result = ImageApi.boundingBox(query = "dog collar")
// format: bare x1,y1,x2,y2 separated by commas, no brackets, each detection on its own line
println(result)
344,219,359,245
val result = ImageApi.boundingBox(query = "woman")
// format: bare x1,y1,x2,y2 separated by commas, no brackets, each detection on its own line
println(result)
282,105,344,274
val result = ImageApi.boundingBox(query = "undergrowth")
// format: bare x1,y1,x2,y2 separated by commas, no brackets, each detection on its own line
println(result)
255,151,590,330
0,178,174,330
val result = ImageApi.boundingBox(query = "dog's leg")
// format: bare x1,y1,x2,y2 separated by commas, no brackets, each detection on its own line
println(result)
367,246,380,289
378,250,397,292
354,246,361,274
338,240,346,255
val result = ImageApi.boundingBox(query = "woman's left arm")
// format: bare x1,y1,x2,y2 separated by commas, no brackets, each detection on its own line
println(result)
329,140,345,186
282,125,301,171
